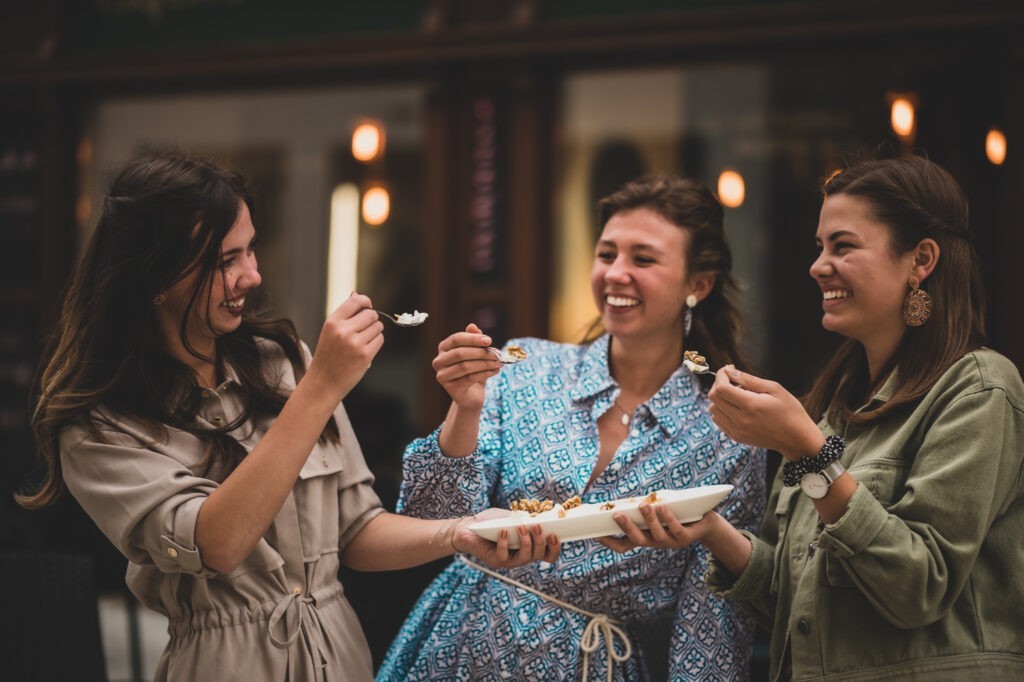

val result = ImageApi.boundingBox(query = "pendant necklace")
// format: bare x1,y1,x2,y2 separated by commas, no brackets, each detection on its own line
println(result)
612,400,632,426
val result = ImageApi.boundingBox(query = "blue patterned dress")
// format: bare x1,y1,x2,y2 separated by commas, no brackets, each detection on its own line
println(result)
377,335,766,681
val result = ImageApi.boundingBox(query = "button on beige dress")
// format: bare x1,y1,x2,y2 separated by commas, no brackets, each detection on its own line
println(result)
60,340,383,682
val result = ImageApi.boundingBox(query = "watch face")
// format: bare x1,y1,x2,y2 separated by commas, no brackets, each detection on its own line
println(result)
800,472,828,499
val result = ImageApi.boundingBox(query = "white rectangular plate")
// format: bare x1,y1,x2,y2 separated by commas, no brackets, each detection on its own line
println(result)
468,484,733,549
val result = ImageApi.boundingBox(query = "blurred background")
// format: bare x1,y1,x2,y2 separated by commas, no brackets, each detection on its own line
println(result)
1,1,1021,680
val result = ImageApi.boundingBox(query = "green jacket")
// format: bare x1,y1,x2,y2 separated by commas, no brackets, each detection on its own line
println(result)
707,349,1024,681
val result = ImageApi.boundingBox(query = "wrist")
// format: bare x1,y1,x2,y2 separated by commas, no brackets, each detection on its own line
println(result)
449,515,473,554
782,435,846,487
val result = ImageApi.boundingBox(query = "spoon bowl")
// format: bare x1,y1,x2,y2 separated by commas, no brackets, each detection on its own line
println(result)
487,346,528,365
377,310,428,327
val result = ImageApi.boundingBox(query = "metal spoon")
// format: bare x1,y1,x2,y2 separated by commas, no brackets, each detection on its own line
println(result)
486,346,527,365
376,310,428,327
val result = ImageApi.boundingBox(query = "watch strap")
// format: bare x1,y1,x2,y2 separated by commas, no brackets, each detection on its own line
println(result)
818,460,846,486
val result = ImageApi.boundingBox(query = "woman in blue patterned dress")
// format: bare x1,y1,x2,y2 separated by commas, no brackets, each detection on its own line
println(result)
377,176,767,681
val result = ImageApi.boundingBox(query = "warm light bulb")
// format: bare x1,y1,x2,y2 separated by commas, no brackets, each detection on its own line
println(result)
717,170,745,208
890,98,915,138
986,127,1007,165
352,123,383,162
362,187,390,226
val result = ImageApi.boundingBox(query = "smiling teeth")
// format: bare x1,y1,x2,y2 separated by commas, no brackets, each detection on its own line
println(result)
823,290,850,300
225,297,245,309
607,295,640,307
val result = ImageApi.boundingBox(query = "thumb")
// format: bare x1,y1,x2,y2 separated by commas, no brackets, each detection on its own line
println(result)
724,366,775,394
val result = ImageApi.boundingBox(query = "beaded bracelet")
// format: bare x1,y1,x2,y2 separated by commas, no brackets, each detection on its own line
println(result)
782,435,846,487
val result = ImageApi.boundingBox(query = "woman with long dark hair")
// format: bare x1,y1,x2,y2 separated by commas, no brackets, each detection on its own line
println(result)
20,151,550,681
610,156,1024,680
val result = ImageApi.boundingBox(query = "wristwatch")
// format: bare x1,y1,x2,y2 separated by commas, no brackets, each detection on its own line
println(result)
800,460,846,499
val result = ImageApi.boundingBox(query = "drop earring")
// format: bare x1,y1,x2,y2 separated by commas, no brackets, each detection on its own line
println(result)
902,277,931,327
684,294,698,335
153,293,166,306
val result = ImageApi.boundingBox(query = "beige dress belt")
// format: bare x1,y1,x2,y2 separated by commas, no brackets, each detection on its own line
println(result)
267,585,339,682
458,555,633,682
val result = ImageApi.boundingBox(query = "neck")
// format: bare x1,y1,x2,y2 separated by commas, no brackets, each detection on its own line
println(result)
608,333,683,400
164,335,218,389
861,330,903,386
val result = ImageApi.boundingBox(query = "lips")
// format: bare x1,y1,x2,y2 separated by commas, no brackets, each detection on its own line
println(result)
605,294,640,308
222,296,245,317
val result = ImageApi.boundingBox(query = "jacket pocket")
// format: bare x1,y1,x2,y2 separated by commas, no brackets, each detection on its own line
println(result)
297,443,345,480
848,458,909,506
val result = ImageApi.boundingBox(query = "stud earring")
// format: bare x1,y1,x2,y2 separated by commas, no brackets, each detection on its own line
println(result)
152,293,166,306
902,277,931,327
685,294,698,308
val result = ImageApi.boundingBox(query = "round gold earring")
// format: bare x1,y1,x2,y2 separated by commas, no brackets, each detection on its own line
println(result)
152,293,166,306
902,277,931,327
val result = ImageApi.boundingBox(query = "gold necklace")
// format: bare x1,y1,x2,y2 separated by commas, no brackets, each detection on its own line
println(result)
612,400,632,426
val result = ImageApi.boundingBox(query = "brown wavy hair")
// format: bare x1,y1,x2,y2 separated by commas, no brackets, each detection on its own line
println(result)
803,155,986,428
19,151,338,509
583,175,752,388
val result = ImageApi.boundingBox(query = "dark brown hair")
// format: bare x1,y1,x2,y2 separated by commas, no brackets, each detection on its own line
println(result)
19,151,337,508
803,155,986,427
585,175,752,387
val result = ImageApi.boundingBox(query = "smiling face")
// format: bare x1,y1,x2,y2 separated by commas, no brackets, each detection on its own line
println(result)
156,201,261,360
810,193,916,358
591,207,701,345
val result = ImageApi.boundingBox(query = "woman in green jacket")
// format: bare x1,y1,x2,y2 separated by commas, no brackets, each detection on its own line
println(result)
600,155,1024,680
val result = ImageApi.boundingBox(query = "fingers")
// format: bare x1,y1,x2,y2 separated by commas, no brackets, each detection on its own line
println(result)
611,512,652,546
438,328,493,354
725,366,780,394
605,505,696,550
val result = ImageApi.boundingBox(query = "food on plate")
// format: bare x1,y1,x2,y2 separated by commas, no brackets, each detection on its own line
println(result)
474,485,735,547
510,498,554,515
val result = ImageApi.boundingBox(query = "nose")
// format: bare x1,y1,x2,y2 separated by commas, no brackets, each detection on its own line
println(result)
237,253,262,291
604,255,631,284
809,250,831,279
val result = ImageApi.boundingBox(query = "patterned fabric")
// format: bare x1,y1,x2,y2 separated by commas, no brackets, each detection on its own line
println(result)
378,335,766,681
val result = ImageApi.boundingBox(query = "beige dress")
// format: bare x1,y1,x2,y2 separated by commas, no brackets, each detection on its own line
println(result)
60,340,383,682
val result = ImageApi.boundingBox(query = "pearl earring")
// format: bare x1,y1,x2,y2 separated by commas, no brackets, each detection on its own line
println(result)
685,294,697,308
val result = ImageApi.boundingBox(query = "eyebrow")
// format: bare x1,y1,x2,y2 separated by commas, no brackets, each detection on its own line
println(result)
221,234,257,257
596,239,665,254
816,229,858,244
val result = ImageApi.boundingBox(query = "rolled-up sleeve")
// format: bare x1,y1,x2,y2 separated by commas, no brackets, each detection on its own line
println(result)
60,426,220,578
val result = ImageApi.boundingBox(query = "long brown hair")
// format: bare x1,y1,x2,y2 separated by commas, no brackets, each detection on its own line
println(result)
19,151,337,509
803,155,986,427
585,175,752,387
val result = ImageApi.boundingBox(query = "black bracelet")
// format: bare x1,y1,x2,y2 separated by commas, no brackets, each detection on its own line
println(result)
782,435,846,487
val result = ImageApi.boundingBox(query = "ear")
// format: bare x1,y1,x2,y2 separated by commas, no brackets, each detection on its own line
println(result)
687,272,715,303
912,238,940,284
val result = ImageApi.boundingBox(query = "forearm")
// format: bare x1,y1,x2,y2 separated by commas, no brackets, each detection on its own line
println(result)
438,402,482,458
701,512,754,578
341,512,460,571
196,371,342,573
